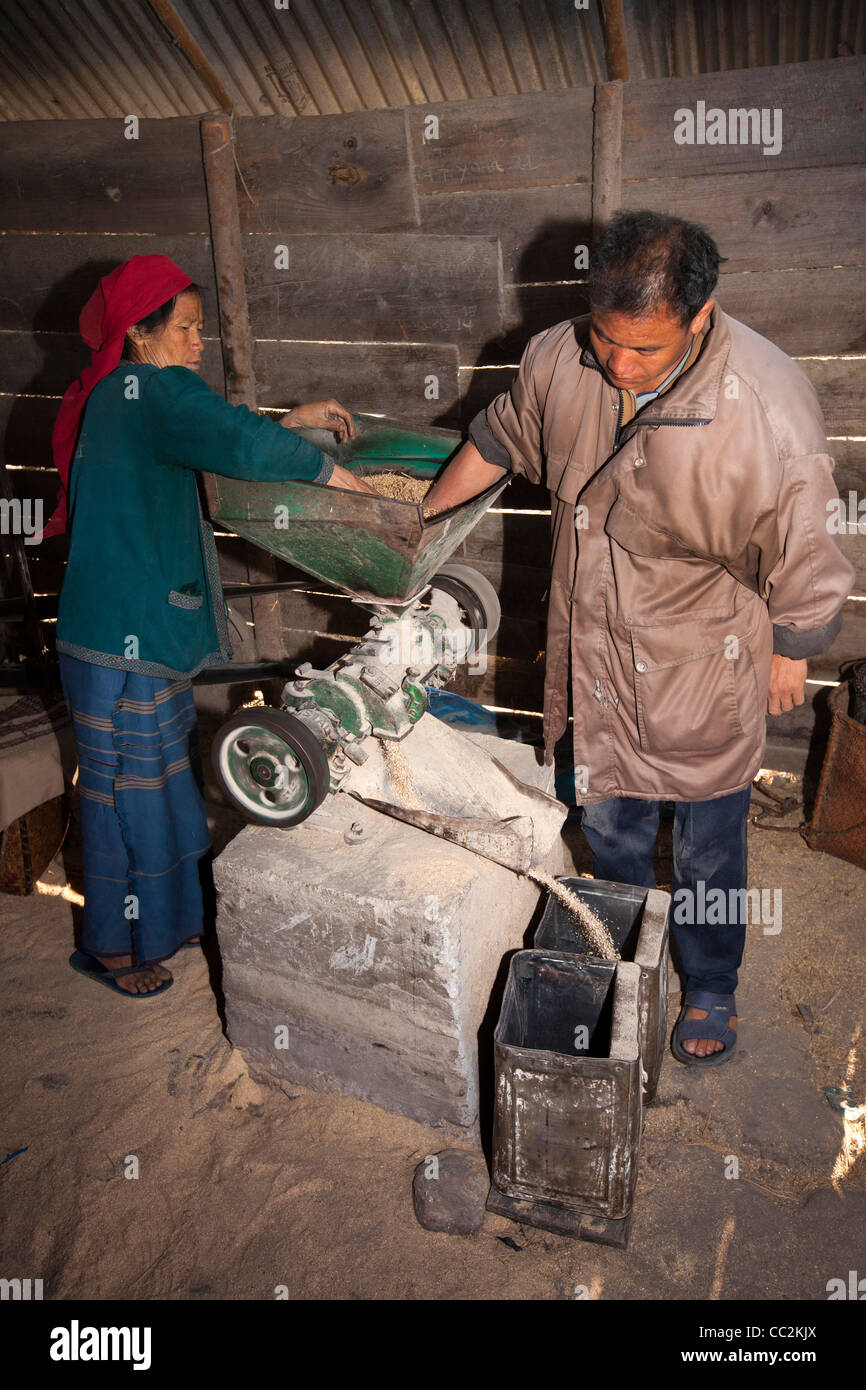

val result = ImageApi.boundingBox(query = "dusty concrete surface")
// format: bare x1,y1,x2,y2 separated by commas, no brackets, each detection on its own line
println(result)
212,724,565,1135
214,796,547,1135
0,737,863,1301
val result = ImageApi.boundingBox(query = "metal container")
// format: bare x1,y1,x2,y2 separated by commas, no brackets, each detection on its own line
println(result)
489,951,643,1235
534,877,670,1102
204,414,509,602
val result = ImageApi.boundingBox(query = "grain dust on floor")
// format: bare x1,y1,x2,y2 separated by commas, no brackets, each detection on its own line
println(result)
1,769,863,1301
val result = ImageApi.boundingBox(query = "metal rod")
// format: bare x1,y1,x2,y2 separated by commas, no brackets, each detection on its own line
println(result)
0,581,318,624
0,660,297,689
192,661,296,685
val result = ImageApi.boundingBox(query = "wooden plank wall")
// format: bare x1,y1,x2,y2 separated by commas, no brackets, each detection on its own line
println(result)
236,55,866,719
0,56,863,740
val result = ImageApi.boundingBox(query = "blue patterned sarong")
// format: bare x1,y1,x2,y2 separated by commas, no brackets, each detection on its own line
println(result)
58,653,212,963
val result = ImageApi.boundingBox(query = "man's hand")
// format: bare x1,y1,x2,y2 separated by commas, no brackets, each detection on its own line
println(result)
325,463,376,494
280,399,356,442
766,654,808,715
423,440,508,515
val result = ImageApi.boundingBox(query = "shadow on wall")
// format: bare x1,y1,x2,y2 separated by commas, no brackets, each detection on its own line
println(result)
0,261,123,669
5,258,221,479
434,217,593,429
4,257,121,473
0,261,227,669
428,219,593,713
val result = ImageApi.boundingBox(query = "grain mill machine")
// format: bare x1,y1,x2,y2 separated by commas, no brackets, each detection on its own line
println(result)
206,417,509,828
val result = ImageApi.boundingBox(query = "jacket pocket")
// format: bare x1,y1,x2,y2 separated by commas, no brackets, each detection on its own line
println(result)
168,589,204,610
544,451,579,504
628,616,755,755
605,494,697,560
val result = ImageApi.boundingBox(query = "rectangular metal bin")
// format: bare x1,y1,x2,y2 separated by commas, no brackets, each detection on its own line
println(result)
534,877,670,1102
489,951,643,1239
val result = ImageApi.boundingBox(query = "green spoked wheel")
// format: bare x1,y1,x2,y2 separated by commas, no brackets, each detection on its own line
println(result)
211,709,330,827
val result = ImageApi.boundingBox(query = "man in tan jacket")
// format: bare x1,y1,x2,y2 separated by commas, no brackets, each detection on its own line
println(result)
425,211,853,1068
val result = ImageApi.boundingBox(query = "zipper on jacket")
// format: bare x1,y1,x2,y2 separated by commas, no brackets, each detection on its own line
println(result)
592,677,619,711
633,417,712,428
612,392,624,451
584,349,712,438
616,400,712,442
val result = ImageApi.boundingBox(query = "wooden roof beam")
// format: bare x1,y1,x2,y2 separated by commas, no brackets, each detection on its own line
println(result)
600,0,630,81
147,0,237,115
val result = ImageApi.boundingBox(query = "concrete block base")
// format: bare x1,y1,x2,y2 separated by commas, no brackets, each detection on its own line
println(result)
214,735,565,1135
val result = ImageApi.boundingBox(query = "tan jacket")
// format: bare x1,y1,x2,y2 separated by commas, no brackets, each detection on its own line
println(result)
470,308,854,801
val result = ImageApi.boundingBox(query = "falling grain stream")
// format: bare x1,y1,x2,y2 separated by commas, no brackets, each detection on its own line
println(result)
379,739,619,961
523,870,620,962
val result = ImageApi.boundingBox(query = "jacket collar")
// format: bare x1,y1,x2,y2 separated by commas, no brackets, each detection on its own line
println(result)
577,306,731,425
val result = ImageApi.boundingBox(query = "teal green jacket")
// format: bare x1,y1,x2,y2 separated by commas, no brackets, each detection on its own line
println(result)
56,363,333,679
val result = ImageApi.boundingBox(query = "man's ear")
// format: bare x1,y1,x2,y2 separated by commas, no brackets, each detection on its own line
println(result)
690,299,714,334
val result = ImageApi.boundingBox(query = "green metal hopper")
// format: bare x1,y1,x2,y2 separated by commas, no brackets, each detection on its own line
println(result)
204,414,509,602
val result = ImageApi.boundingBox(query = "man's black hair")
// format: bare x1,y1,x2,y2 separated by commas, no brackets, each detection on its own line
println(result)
588,212,724,325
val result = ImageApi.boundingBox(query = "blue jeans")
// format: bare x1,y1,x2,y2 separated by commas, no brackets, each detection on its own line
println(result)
580,788,751,995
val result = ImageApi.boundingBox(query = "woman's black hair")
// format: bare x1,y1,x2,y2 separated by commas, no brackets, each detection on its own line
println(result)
128,283,204,337
588,212,725,325
123,284,204,360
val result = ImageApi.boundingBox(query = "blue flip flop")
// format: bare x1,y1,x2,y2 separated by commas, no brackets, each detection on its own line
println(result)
69,949,173,998
672,989,737,1067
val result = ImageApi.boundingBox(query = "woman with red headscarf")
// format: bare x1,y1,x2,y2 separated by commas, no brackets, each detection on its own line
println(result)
52,255,372,998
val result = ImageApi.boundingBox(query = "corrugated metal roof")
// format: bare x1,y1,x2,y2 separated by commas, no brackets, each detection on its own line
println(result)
0,0,862,121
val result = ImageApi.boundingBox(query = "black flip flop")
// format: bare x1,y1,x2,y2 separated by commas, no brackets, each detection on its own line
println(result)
69,949,173,998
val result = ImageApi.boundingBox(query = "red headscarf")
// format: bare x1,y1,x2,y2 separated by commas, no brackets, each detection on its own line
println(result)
44,254,193,537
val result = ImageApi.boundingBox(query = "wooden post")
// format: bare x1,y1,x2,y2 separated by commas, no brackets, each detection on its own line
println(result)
591,81,623,241
201,116,255,406
200,114,283,665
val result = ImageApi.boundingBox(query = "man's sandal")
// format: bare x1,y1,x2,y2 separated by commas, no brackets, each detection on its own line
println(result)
69,949,173,998
672,989,737,1067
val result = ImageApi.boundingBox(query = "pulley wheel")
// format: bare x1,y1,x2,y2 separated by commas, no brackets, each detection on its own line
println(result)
211,708,330,827
430,562,501,657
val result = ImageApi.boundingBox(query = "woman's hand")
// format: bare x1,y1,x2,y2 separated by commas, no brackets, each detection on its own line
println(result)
326,464,377,495
280,399,356,441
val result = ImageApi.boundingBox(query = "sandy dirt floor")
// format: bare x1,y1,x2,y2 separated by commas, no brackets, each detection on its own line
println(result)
1,738,863,1302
